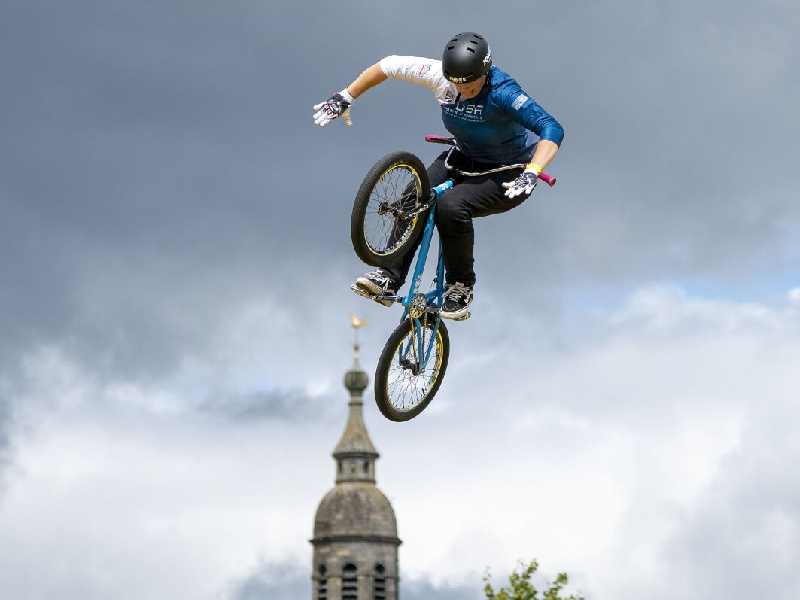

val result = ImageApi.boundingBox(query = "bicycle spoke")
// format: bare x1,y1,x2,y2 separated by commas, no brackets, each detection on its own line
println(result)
362,165,420,256
385,321,442,411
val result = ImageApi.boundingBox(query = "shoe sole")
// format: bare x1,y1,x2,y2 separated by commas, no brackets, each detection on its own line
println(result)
355,277,388,295
441,307,472,321
353,280,395,307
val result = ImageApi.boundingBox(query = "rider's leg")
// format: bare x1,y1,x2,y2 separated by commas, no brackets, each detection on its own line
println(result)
435,169,529,288
436,173,528,319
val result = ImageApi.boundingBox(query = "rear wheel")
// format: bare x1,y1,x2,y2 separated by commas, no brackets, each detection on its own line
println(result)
351,151,430,267
374,315,449,422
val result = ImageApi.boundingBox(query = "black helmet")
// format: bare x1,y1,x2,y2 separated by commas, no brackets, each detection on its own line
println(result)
442,32,492,83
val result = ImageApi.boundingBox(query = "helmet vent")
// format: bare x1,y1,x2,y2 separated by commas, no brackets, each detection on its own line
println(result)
467,47,475,53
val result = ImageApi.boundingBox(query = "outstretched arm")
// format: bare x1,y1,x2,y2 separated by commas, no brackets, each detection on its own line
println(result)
314,56,450,126
345,63,388,99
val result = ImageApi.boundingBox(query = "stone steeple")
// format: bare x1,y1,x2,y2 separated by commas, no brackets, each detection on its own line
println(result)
333,339,379,484
310,316,401,600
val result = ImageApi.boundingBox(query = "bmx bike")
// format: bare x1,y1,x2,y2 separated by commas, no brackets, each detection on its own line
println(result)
350,135,556,422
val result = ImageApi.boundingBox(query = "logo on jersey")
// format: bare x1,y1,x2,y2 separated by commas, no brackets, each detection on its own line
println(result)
511,94,529,111
443,103,484,121
417,64,430,77
461,104,483,117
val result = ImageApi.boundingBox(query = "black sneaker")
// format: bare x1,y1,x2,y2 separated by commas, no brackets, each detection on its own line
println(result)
441,282,473,320
354,269,398,307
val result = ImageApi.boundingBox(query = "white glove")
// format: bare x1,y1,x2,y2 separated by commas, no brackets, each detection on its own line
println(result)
313,90,354,126
503,169,539,198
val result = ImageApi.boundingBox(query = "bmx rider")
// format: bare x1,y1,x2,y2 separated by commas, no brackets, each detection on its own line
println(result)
313,32,564,320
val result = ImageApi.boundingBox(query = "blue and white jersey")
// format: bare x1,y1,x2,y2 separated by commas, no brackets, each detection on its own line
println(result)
379,55,564,164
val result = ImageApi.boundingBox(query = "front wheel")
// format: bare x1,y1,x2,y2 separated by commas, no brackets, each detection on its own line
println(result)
351,151,430,268
374,315,450,422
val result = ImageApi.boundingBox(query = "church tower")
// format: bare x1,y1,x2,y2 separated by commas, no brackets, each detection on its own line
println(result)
310,321,401,600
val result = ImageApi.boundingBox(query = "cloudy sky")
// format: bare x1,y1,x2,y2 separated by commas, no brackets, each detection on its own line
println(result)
1,1,799,598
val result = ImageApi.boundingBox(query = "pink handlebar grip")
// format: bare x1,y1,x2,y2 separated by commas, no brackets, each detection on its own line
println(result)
539,172,556,187
424,135,455,145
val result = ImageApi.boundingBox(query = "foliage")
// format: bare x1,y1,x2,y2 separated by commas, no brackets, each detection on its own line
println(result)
483,559,585,600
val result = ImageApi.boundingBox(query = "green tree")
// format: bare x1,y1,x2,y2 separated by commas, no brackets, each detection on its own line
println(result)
483,559,585,600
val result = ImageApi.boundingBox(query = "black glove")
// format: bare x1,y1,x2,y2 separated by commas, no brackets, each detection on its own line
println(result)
313,92,353,126
502,170,539,198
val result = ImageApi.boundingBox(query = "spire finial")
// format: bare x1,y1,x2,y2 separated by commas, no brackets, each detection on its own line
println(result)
349,313,368,363
345,314,369,395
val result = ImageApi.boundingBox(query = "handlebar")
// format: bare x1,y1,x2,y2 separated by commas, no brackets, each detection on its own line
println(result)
427,135,557,187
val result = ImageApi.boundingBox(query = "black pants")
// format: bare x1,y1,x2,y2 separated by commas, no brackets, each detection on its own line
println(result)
382,150,529,287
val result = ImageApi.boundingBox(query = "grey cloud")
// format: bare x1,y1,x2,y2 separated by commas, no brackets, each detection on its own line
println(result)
200,387,338,422
470,0,800,292
225,560,309,600
403,576,483,600
3,0,799,385
0,1,386,380
0,393,9,480
652,409,800,600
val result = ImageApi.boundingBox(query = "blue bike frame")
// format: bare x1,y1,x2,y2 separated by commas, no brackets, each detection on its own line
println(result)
392,179,455,370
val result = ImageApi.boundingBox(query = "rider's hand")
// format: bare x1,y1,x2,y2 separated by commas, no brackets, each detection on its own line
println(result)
313,91,353,127
503,169,539,198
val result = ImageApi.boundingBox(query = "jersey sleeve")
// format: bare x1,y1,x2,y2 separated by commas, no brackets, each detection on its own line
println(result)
498,82,564,146
379,55,457,104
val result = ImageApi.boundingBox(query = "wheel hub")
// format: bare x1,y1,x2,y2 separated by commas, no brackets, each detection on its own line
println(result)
399,357,421,376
